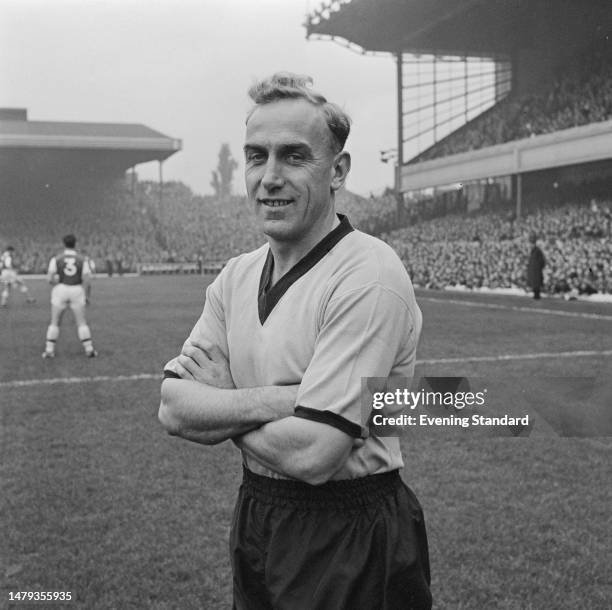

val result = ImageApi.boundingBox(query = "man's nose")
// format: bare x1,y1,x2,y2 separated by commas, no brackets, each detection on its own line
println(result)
261,160,284,190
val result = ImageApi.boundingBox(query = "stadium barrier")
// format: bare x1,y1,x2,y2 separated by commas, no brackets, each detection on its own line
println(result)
137,261,225,275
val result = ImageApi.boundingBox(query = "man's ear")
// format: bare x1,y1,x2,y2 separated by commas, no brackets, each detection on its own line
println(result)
330,151,351,192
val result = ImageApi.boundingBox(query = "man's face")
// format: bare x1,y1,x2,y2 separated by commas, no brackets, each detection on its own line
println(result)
244,98,344,246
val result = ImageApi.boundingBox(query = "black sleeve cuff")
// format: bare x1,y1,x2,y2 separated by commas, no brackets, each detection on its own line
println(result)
294,406,362,438
163,369,181,379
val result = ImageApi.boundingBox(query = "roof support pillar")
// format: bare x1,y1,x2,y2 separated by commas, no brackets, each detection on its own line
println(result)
395,51,404,222
159,160,164,207
433,56,438,142
515,173,522,219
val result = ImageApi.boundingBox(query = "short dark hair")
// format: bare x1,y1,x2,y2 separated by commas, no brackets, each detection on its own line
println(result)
63,234,77,248
246,72,351,153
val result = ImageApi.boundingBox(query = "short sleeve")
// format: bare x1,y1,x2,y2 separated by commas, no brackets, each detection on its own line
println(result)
163,274,228,378
47,257,57,275
294,282,420,438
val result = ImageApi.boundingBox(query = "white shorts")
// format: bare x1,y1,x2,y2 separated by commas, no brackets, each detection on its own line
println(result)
51,283,86,308
1,269,21,286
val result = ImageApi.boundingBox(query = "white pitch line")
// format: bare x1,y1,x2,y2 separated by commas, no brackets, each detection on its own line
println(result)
0,372,160,389
417,349,612,365
420,296,612,321
2,349,612,389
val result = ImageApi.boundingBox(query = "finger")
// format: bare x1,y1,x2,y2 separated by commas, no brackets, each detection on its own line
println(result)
181,344,211,366
173,361,194,380
182,338,204,356
182,338,212,357
177,353,201,375
188,338,216,355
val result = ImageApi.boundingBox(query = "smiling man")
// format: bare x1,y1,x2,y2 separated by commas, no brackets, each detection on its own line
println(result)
159,73,431,609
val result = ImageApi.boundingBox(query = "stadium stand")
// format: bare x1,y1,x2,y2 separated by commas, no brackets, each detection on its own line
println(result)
0,109,180,274
1,181,160,274
0,182,398,273
383,201,612,295
2,174,610,296
303,0,612,299
2,5,611,298
414,40,612,163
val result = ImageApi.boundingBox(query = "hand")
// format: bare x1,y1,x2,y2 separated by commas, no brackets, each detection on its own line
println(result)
176,339,235,389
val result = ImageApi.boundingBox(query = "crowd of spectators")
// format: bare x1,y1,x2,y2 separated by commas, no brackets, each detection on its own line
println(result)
0,180,397,274
1,177,611,296
0,182,160,274
135,181,400,264
2,176,610,296
383,201,612,296
416,41,612,162
3,38,610,298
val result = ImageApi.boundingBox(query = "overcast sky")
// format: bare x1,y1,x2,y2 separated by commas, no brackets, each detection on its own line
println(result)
1,0,399,197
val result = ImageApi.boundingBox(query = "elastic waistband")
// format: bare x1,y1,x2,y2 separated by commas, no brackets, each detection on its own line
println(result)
241,467,402,510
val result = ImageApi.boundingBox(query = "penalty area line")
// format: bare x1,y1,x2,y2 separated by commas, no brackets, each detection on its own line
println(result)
2,349,612,389
420,296,612,321
0,372,160,390
417,349,612,365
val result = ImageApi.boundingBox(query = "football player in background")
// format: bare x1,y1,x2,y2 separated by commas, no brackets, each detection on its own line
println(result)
42,234,97,358
1,245,36,307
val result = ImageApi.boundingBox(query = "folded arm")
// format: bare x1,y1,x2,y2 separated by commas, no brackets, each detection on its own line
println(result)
159,338,359,479
159,378,298,445
159,338,298,445
234,284,418,485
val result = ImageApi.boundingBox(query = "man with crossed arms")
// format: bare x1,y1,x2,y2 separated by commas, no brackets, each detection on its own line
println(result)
159,72,431,609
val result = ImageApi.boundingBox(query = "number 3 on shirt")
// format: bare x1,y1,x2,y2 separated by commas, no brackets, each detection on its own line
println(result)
63,257,77,276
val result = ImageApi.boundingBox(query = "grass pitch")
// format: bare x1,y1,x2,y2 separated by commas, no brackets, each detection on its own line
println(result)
1,276,611,609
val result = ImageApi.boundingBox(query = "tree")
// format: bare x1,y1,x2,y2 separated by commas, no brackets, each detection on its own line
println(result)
211,143,238,200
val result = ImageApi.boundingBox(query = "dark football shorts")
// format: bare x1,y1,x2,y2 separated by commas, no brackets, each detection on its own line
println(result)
230,467,431,610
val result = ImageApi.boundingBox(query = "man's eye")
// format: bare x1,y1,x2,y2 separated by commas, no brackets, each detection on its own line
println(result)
287,153,304,163
247,152,265,163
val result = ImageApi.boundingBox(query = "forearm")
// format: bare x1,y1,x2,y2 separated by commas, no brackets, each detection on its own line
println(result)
234,417,354,485
159,379,298,445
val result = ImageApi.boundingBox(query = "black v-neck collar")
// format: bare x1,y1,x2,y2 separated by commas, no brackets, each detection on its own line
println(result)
258,214,354,324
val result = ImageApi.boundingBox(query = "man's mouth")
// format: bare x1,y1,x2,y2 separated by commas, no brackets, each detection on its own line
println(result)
259,199,292,208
